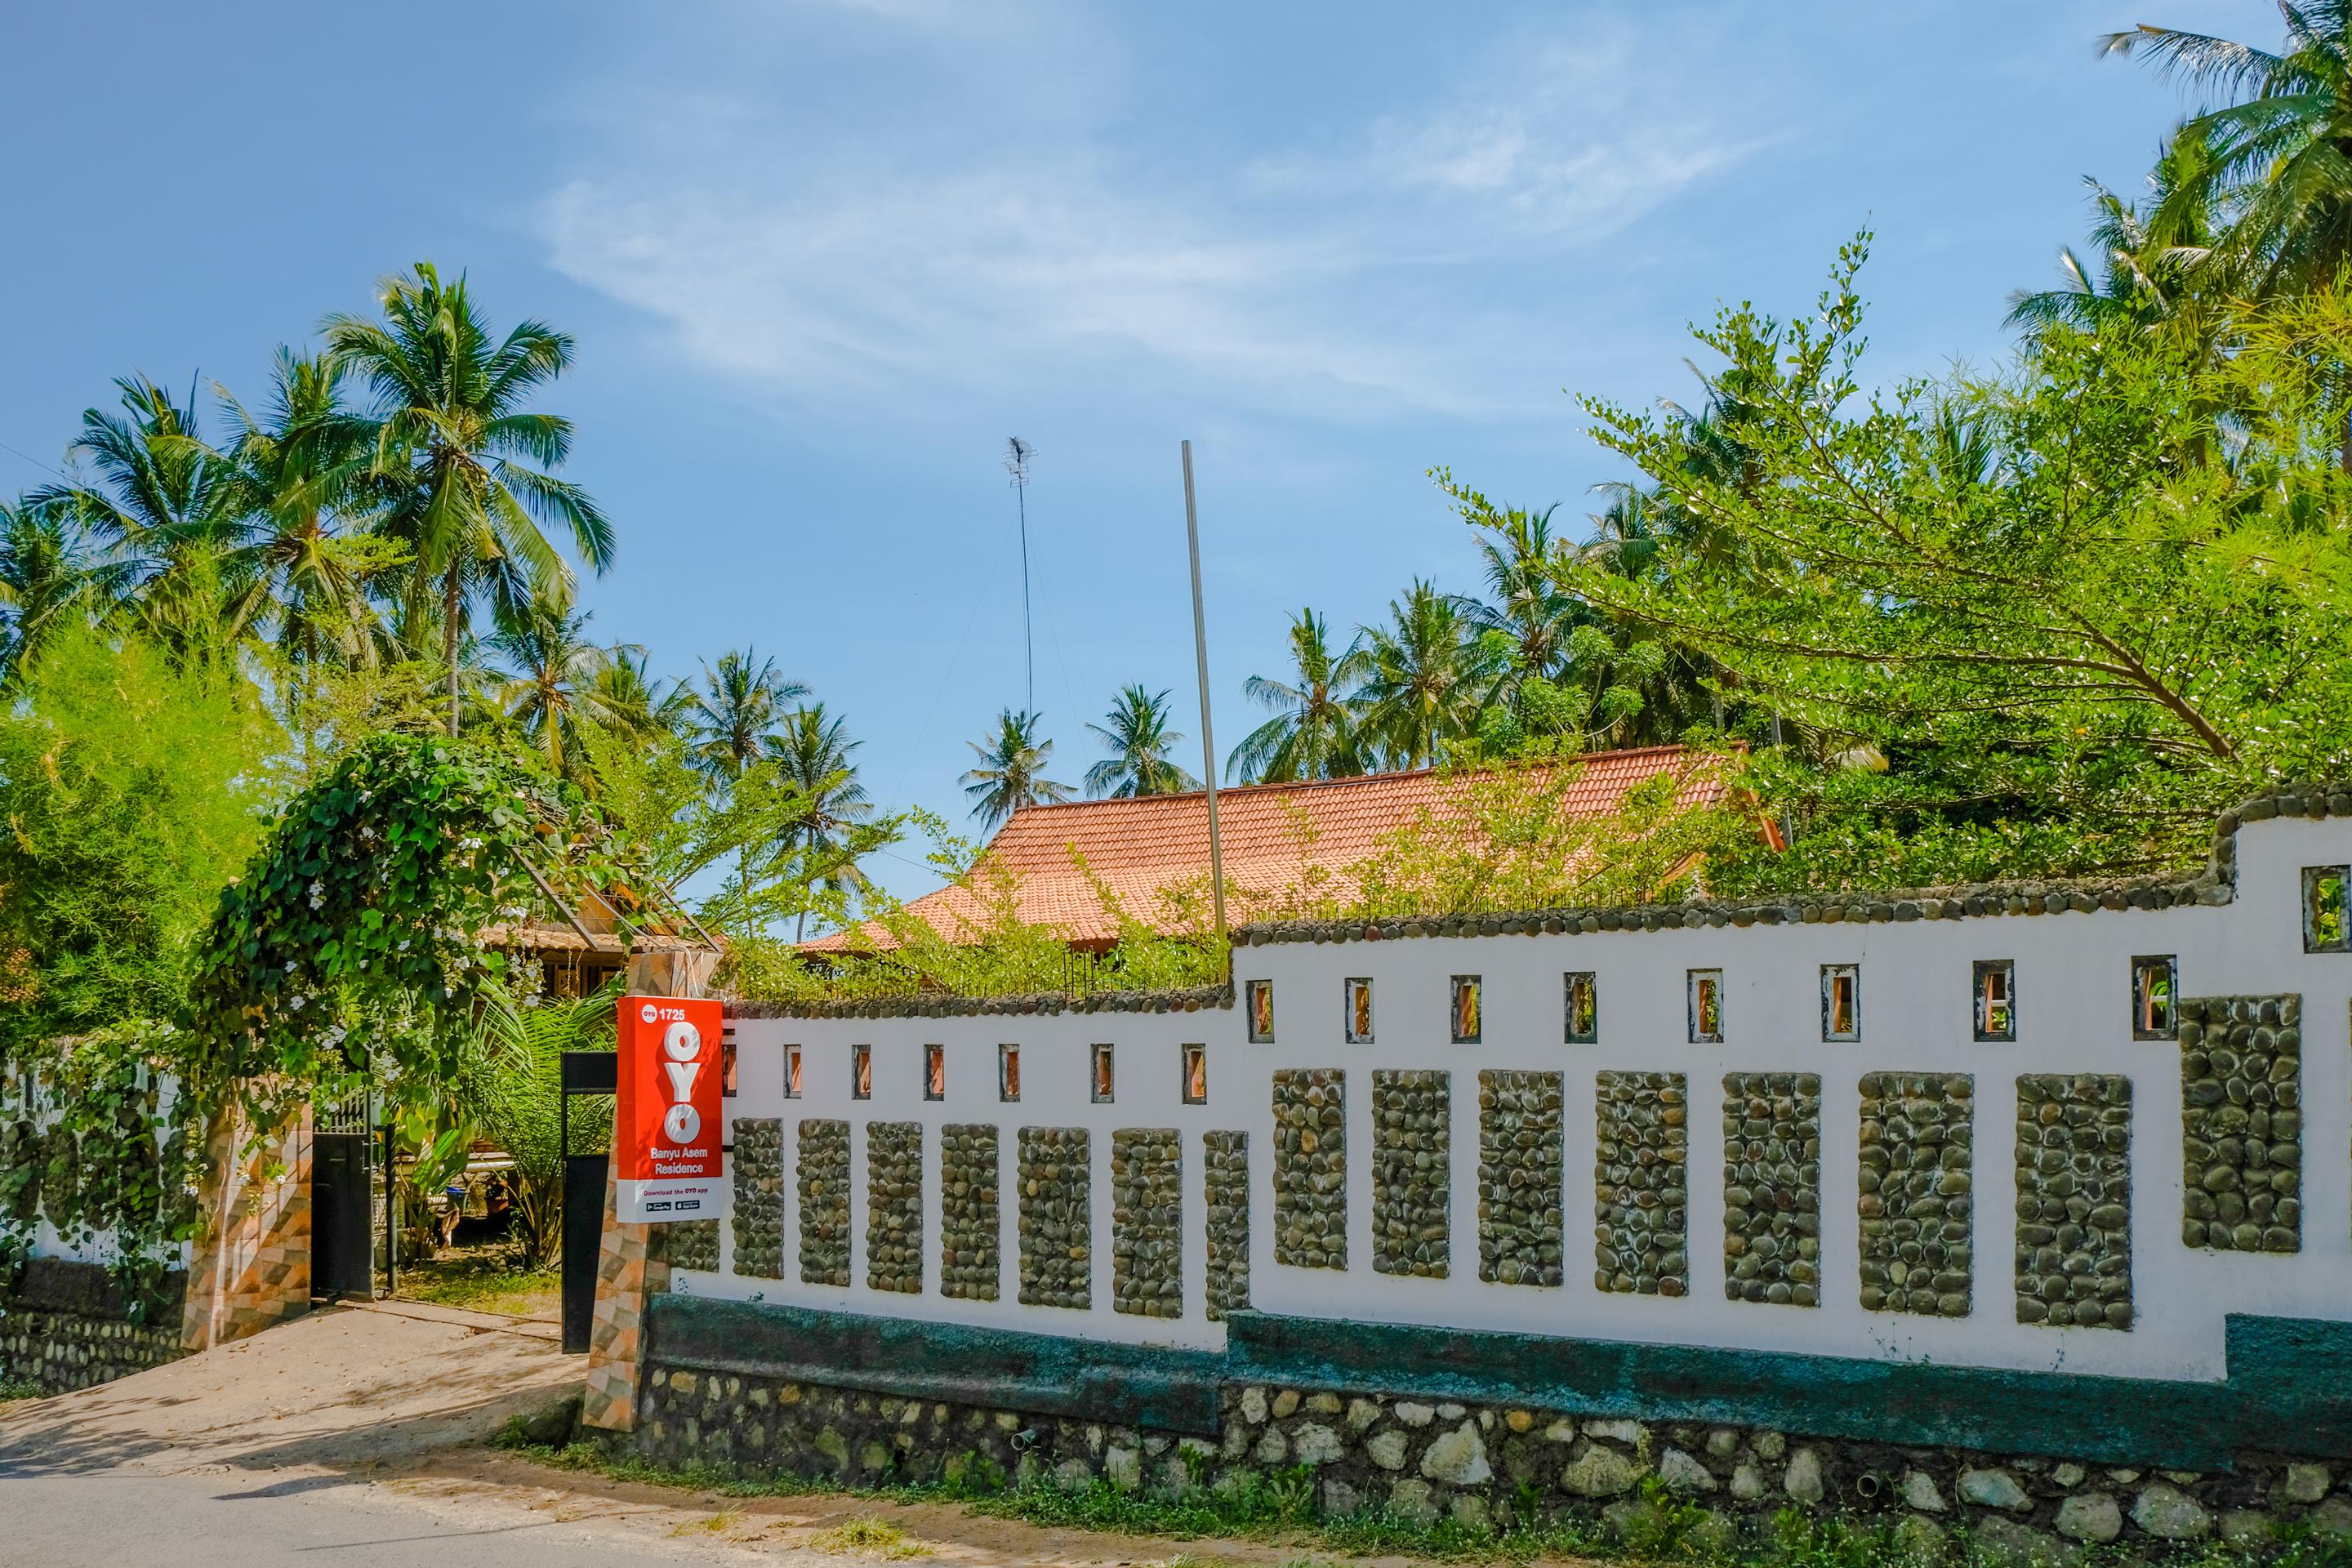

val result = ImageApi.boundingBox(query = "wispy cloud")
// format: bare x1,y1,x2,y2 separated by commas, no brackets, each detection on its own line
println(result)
537,15,1774,425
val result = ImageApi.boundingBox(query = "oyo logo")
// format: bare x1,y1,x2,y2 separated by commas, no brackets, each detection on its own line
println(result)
640,1002,659,1024
661,1018,704,1143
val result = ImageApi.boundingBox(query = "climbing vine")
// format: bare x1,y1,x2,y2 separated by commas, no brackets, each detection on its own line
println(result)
185,733,608,1126
0,1022,200,1321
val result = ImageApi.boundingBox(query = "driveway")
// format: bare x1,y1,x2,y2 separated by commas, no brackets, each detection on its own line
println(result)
0,1300,1321,1568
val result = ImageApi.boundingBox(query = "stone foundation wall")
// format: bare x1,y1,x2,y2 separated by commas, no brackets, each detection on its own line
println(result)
0,1262,186,1393
634,1352,2352,1561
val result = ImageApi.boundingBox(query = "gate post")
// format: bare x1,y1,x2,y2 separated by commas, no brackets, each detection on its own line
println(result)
581,941,720,1432
180,1102,313,1352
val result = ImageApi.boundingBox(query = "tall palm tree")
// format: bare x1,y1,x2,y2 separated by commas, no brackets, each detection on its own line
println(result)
486,596,628,776
688,648,807,782
321,262,614,733
1350,581,1502,771
0,501,120,687
2006,125,2233,346
767,703,874,941
1229,608,1362,783
1450,504,1575,684
212,349,386,670
2103,9,2352,305
1085,685,1199,799
962,709,1071,829
590,648,693,738
24,376,234,595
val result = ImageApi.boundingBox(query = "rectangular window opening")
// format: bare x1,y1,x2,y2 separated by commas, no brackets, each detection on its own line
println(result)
1245,978,1275,1043
1344,978,1375,1044
2305,866,2350,953
1182,1043,1208,1105
1974,960,2016,1043
851,1043,872,1100
785,1043,803,1099
1091,1043,1116,1103
1564,971,1598,1045
997,1044,1021,1102
1821,964,1860,1042
2131,956,2178,1040
720,1029,740,1098
1450,976,1483,1044
1688,969,1724,1045
924,1042,946,1101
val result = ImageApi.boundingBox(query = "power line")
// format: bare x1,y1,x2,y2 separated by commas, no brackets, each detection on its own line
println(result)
1004,438,1035,716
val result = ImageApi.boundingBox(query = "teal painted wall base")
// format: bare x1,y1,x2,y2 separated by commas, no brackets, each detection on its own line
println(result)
647,1295,2352,1469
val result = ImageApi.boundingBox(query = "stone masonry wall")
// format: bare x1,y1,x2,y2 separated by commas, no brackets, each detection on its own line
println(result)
1272,1069,1346,1271
1018,1128,1091,1310
1722,1072,1821,1307
1593,1071,1687,1297
1478,1070,1563,1288
0,1307,183,1392
1204,1129,1250,1321
866,1121,924,1295
670,1218,722,1273
798,1119,852,1288
635,1356,2352,1561
2015,1074,2133,1330
1858,1073,1973,1318
939,1124,1000,1303
1111,1128,1182,1318
2177,996,2302,1254
731,1118,785,1280
1372,1070,1449,1280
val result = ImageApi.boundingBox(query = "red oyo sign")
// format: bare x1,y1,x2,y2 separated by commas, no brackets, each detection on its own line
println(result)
616,994,725,1224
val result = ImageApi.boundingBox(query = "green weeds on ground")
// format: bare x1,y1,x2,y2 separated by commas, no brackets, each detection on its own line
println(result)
0,1375,46,1403
497,1438,2352,1568
391,1243,559,1317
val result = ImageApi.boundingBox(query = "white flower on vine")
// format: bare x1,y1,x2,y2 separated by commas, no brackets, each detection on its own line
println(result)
307,880,324,909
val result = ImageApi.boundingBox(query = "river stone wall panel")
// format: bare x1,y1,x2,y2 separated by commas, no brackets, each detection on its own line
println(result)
1372,1070,1450,1279
730,1117,785,1280
2015,1074,2133,1330
1205,1129,1250,1321
1018,1127,1092,1310
1858,1073,1974,1318
939,1123,1000,1302
1478,1069,1563,1287
797,1117,852,1288
1272,1069,1347,1271
1722,1072,1822,1307
866,1121,923,1294
2178,995,2303,1254
669,1217,721,1273
1111,1128,1183,1318
1594,1071,1689,1297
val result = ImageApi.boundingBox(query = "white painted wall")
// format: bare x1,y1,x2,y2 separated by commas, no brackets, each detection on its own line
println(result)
680,812,2352,1387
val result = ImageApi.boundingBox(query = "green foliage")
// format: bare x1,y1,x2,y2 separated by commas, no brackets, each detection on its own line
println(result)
0,626,280,1052
184,732,600,1121
465,980,617,1268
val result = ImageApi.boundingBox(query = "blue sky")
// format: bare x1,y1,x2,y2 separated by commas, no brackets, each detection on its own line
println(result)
1,0,2255,901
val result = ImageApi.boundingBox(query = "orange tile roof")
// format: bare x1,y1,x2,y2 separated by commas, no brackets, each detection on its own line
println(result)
804,745,1736,953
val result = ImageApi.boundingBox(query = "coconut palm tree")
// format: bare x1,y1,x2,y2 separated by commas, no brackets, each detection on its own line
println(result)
0,501,120,688
1085,685,1199,799
1228,608,1361,783
1349,581,1502,771
321,262,614,733
590,648,693,738
1450,505,1575,684
767,703,875,941
212,349,387,670
486,596,629,776
962,709,1071,828
688,648,807,782
2006,125,2234,347
24,376,235,597
2102,9,2352,307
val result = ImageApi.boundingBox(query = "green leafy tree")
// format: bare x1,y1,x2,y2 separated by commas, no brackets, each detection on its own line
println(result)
485,596,627,777
0,501,122,688
1085,684,1199,799
321,262,614,734
767,703,875,941
962,708,1071,828
1229,608,1362,783
465,982,616,1269
687,647,805,782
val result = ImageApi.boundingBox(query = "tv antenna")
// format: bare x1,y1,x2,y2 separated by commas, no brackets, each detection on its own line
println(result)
1004,437,1036,715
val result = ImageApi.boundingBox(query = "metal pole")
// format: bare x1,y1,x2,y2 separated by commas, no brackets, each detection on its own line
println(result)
1181,440,1227,947
381,1118,396,1296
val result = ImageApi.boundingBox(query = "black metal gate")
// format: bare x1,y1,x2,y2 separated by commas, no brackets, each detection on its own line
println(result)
311,1094,376,1301
559,1050,618,1353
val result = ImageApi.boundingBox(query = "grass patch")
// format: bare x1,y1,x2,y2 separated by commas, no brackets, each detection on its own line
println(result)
499,1440,2352,1568
667,1511,740,1539
0,1376,46,1403
808,1514,928,1557
391,1241,558,1317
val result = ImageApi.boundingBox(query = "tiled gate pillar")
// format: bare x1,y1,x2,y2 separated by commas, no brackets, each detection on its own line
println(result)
180,1104,313,1352
582,941,721,1432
